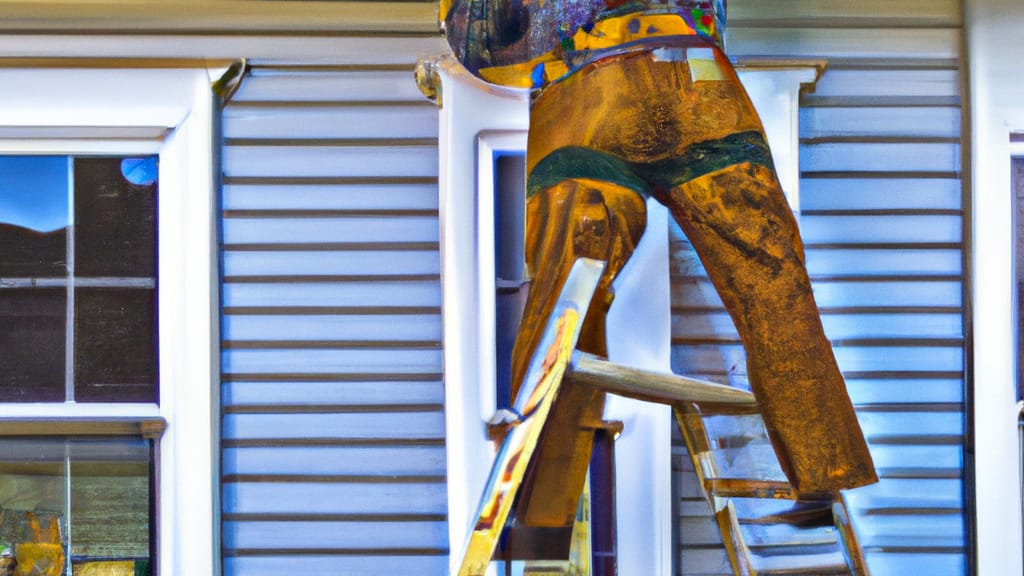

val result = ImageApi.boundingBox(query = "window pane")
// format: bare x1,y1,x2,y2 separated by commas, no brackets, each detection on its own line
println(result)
74,157,156,278
0,437,153,576
74,288,157,403
0,156,69,277
69,438,152,572
0,288,66,402
0,438,65,576
494,152,527,408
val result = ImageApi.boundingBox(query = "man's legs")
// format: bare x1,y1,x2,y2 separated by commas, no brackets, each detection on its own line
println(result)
655,160,876,494
509,178,646,527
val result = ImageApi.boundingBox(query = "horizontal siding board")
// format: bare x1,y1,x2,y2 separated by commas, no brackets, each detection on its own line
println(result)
812,280,963,308
728,0,961,25
799,214,961,244
223,446,446,476
223,281,441,307
224,145,438,178
673,312,962,341
812,69,959,98
803,248,961,277
221,348,443,374
854,476,963,501
846,378,964,405
0,35,447,64
223,412,445,441
223,380,444,406
800,177,962,210
222,183,438,211
234,70,425,102
222,216,439,244
801,95,960,108
834,345,963,373
800,142,960,172
678,517,725,545
223,106,438,139
674,246,963,278
672,279,962,308
869,444,962,471
800,107,961,139
224,520,447,550
727,28,960,59
858,514,964,543
223,250,440,277
859,411,964,439
820,313,962,340
223,482,447,515
864,554,965,576
677,549,733,575
671,344,748,380
672,345,963,375
224,555,449,576
223,314,441,342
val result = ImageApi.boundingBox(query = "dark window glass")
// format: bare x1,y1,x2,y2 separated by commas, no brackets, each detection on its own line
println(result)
0,288,65,402
0,155,157,404
75,288,157,403
74,157,157,278
0,437,152,574
494,152,528,408
1015,157,1024,400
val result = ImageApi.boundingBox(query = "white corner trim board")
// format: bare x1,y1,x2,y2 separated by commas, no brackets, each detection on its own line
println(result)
966,0,1024,573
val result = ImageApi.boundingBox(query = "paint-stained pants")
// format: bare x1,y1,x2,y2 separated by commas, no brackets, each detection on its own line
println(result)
510,41,877,527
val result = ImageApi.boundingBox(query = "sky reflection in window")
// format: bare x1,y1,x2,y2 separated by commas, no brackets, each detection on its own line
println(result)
0,156,69,233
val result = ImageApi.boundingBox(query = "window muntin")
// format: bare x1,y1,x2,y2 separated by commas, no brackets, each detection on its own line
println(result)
0,156,158,404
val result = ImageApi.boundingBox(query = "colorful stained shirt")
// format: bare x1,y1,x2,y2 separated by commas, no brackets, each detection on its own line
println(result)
441,0,726,89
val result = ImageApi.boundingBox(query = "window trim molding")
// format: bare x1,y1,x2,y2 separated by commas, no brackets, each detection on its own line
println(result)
0,64,227,576
965,0,1024,573
431,56,531,573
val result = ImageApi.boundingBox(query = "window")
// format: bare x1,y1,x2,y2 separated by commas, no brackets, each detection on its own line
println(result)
0,155,158,573
0,156,158,403
0,63,231,576
490,146,527,410
1016,151,1024,403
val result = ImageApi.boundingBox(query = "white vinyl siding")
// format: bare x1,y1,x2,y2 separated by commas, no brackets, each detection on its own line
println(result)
218,39,450,575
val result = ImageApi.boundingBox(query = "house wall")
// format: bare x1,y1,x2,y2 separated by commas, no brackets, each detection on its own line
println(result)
0,0,990,573
217,39,452,575
673,0,969,574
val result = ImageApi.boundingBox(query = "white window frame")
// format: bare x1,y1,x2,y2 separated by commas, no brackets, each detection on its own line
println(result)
432,49,821,574
0,64,227,576
433,57,530,574
965,0,1024,573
